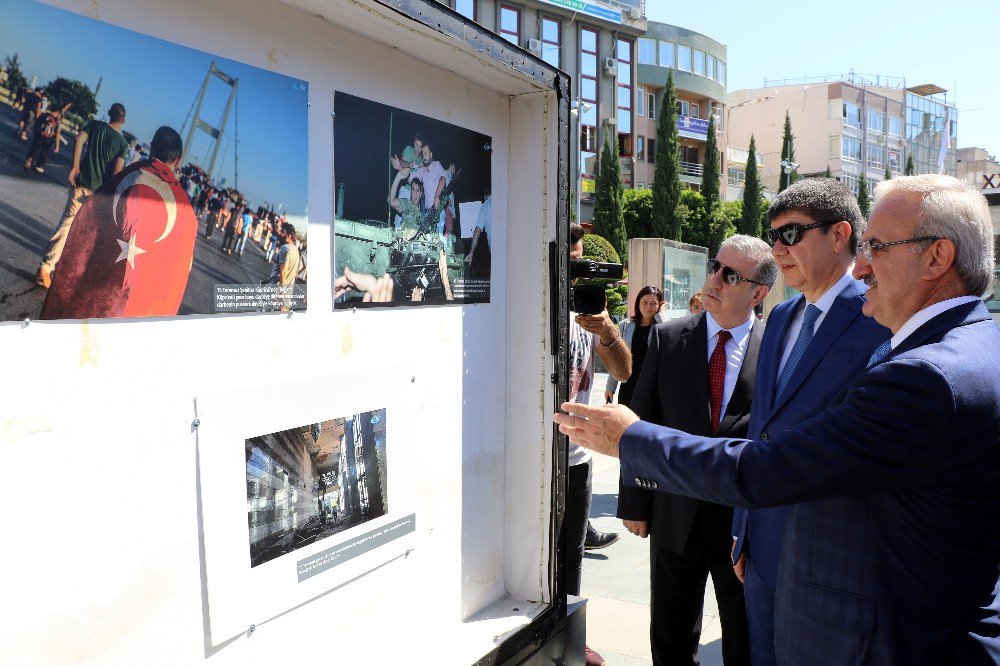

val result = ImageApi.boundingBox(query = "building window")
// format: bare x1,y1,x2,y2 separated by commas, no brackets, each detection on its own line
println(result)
716,61,726,85
541,16,560,68
499,5,520,44
579,26,599,192
840,172,860,195
648,93,656,119
636,87,643,117
842,136,862,162
888,116,902,137
659,41,674,68
454,0,475,20
867,144,885,169
727,167,746,187
693,49,706,76
647,138,656,163
677,44,691,71
706,53,716,80
636,136,645,161
867,109,885,134
617,38,634,140
676,100,689,117
843,102,861,128
638,38,656,65
829,135,840,158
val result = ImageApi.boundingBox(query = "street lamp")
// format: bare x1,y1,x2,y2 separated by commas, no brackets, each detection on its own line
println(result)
780,158,799,174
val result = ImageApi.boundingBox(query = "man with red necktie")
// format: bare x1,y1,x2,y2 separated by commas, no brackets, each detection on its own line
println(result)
41,126,198,320
617,234,776,665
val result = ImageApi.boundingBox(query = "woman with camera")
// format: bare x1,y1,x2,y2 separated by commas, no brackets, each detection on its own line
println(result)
604,285,664,407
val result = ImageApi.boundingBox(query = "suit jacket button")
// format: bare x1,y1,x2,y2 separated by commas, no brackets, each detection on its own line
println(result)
635,477,642,486
761,432,769,440
649,481,658,490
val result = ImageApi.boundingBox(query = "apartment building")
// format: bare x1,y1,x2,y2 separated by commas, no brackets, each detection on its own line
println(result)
726,75,957,198
633,22,728,194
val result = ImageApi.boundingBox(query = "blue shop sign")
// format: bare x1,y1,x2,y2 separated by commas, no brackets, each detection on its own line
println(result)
536,0,623,24
677,115,709,139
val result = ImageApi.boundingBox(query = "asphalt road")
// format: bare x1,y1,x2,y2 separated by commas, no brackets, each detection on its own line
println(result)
0,100,280,321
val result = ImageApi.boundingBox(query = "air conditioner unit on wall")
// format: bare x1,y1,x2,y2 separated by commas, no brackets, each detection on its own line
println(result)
603,57,617,77
527,38,542,54
628,7,641,20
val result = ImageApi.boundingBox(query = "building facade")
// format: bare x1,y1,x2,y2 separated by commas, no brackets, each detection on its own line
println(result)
726,76,957,199
633,22,728,194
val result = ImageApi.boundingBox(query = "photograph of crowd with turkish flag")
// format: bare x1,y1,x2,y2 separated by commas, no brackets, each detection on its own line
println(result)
0,0,308,320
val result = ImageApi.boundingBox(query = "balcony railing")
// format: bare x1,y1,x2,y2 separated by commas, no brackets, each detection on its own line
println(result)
680,161,703,177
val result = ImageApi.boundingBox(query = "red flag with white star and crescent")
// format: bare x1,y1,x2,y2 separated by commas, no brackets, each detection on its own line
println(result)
41,159,198,319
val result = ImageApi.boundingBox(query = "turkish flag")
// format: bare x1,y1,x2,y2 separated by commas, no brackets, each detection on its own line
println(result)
41,160,198,319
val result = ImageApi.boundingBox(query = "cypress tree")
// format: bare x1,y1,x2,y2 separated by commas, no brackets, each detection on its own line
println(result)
778,111,797,192
739,135,764,239
653,70,682,240
884,166,892,181
857,172,870,219
591,130,627,262
904,154,915,176
701,114,721,209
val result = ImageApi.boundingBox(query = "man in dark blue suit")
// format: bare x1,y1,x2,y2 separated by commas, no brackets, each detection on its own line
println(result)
555,174,1000,664
731,179,889,666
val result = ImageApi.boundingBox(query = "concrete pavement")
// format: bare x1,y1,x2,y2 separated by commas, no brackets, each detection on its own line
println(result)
581,372,725,666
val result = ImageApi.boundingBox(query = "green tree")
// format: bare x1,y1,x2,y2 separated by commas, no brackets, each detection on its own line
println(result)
904,154,915,176
591,131,627,262
778,111,798,192
857,172,870,219
824,165,832,178
2,53,27,97
653,70,682,240
622,188,654,239
739,135,765,239
701,115,721,208
684,194,739,256
44,77,97,119
884,166,892,181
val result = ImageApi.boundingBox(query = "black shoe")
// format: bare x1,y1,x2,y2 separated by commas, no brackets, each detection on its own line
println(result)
584,523,619,550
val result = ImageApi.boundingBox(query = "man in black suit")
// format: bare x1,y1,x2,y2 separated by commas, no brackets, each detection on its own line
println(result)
617,234,776,665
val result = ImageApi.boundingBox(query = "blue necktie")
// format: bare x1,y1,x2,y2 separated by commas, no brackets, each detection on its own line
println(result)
867,339,892,368
775,304,821,399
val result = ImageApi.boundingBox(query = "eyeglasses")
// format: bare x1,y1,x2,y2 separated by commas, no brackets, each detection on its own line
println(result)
707,258,766,287
766,219,842,246
859,236,940,262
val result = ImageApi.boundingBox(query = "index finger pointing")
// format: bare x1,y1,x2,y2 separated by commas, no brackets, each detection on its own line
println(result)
559,402,603,419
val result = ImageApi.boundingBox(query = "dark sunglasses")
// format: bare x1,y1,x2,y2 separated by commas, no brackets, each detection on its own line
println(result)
766,219,842,246
707,258,765,287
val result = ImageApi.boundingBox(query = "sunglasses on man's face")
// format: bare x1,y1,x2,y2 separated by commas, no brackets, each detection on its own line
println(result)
766,219,842,246
707,258,765,287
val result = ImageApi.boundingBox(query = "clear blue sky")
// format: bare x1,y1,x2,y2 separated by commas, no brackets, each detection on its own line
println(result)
646,1,998,157
0,0,308,214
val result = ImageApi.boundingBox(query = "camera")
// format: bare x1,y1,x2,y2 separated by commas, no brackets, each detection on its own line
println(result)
570,258,623,315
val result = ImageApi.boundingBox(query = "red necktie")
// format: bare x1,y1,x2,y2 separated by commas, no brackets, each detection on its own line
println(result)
709,330,732,433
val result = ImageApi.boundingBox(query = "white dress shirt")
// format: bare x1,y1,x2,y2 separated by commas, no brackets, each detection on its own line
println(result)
777,271,857,377
705,312,755,420
890,295,982,350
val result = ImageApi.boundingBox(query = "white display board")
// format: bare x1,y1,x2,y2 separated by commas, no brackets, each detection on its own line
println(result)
197,368,416,639
0,0,561,662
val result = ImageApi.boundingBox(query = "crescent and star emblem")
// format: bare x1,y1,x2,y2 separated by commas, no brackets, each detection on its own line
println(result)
111,168,179,268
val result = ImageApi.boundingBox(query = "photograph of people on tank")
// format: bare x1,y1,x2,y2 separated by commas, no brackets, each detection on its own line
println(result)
0,0,308,321
246,409,389,568
333,91,492,307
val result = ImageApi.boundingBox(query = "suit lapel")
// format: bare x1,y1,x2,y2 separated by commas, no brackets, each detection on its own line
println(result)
769,281,866,417
680,313,711,432
718,318,763,434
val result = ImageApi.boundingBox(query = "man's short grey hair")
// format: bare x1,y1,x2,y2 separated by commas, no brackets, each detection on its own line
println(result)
874,175,995,297
720,234,778,288
767,178,864,253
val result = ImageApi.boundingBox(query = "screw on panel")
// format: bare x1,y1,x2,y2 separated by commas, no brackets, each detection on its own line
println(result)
192,419,201,428
247,624,255,637
410,376,416,383
22,317,30,327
